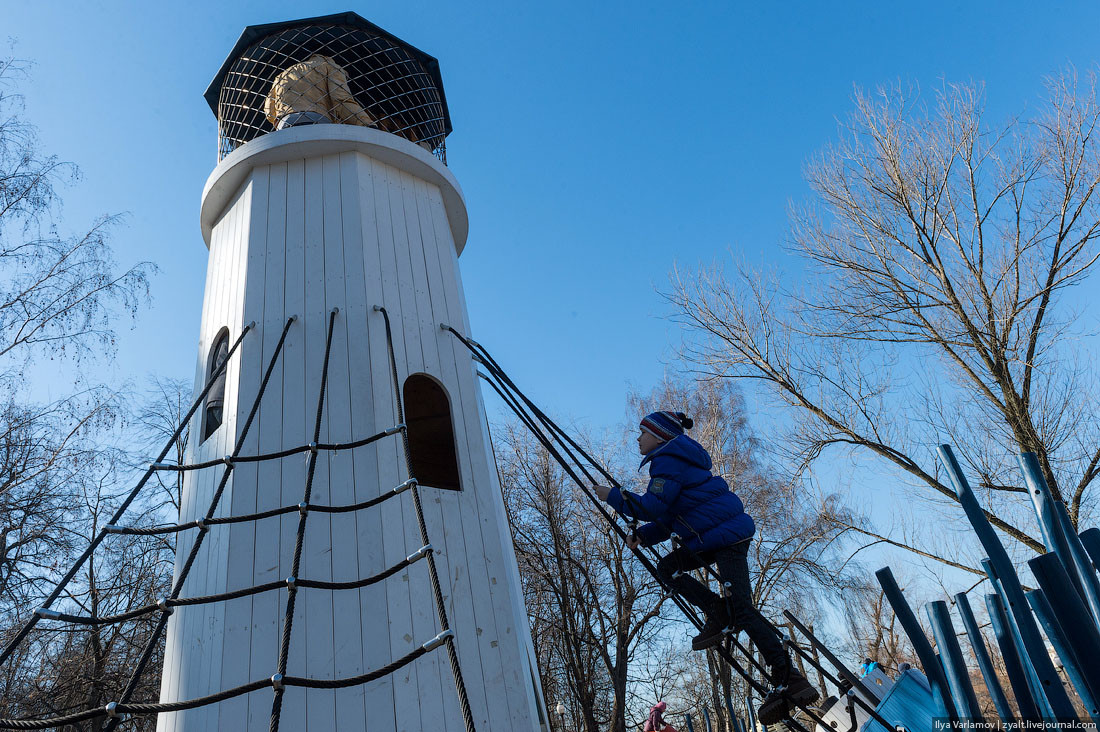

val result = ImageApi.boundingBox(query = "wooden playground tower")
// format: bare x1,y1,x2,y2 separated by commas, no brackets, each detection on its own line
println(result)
158,12,547,732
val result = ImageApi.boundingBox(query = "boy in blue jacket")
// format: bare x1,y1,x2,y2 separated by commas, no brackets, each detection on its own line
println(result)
594,410,818,723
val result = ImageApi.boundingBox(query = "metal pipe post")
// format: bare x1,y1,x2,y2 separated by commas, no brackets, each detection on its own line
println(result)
984,559,1055,719
1018,453,1100,623
876,567,957,720
1028,553,1100,713
985,593,1039,720
1052,498,1100,625
1025,588,1100,723
926,601,984,720
746,691,761,732
1079,528,1100,571
938,445,1076,718
955,592,1013,723
725,692,741,732
703,706,714,732
685,712,696,732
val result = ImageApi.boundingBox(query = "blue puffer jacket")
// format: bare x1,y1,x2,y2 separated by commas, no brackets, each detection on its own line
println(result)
607,434,754,553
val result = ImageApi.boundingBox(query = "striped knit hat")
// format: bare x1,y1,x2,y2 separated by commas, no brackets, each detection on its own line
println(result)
639,411,693,442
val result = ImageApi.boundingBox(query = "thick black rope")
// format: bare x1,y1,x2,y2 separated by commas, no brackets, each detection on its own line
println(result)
151,425,401,472
451,328,828,732
270,308,338,732
0,632,452,730
474,369,798,703
35,545,432,625
475,368,784,683
376,305,478,732
0,323,255,669
104,461,412,537
101,316,297,732
1,309,467,731
783,611,897,731
465,329,736,593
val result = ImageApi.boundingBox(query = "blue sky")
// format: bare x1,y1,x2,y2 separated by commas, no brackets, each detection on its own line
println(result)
8,2,1100,584
10,1,1099,424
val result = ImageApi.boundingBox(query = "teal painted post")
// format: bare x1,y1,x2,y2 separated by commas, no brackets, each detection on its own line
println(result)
926,601,984,719
1025,588,1100,723
725,692,741,732
1052,498,1100,623
938,445,1076,718
1028,554,1100,712
1079,528,1100,570
1019,453,1087,601
1018,453,1100,627
746,693,761,732
986,593,1039,719
876,567,957,720
984,559,1055,719
955,592,1013,723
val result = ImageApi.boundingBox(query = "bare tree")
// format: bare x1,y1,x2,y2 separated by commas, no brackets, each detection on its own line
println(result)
843,584,917,676
1,446,172,731
667,70,1100,569
0,53,162,728
497,421,673,732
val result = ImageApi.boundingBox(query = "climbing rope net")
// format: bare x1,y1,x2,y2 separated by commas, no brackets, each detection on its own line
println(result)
0,307,474,732
442,327,902,732
0,304,893,732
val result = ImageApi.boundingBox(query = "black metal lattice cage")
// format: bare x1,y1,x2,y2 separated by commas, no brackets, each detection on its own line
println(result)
206,13,451,163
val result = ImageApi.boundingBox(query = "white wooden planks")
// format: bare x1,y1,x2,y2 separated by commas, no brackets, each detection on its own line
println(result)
164,132,543,732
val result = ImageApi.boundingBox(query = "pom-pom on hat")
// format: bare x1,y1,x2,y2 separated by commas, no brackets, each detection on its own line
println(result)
640,411,693,442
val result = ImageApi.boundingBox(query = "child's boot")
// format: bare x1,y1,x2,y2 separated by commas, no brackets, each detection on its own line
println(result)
691,600,731,651
757,663,819,724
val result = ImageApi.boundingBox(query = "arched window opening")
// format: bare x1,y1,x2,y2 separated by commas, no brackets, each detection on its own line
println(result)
202,329,231,443
403,374,461,491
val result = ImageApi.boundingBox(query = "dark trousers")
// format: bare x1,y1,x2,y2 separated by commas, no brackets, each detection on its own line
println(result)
655,539,788,673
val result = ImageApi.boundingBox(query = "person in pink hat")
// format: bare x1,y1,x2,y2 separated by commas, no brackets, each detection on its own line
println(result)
642,701,678,732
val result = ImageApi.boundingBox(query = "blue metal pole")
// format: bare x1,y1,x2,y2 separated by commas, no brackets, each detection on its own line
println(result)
955,592,1013,723
703,706,714,732
746,692,761,732
1019,452,1086,598
1018,453,1099,621
984,558,1055,719
986,592,1039,720
1025,588,1100,723
1079,528,1100,570
875,566,957,720
725,692,741,732
685,712,696,732
926,600,985,719
1052,497,1100,626
938,445,1076,718
1028,553,1100,713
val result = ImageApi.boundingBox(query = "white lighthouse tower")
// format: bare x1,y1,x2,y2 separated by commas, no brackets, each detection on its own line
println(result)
158,13,547,732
